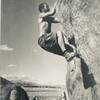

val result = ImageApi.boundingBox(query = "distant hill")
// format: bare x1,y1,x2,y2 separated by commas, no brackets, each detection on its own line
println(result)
5,76,40,87
0,76,12,85
12,79,40,87
5,76,65,89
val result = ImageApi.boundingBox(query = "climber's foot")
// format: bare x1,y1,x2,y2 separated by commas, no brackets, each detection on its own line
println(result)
63,51,76,62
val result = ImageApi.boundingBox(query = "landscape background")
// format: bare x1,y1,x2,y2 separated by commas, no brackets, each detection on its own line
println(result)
0,0,67,85
0,77,65,100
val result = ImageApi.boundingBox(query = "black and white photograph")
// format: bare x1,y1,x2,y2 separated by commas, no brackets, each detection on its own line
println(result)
0,0,100,100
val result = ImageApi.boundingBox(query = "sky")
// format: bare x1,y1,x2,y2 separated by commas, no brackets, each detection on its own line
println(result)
0,0,67,85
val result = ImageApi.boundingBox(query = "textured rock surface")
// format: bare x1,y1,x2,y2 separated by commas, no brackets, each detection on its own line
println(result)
0,77,29,100
57,0,100,100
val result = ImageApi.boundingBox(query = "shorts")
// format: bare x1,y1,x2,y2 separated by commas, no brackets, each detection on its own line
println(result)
38,32,63,56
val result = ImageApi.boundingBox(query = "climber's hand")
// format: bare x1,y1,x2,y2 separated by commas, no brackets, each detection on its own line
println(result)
53,0,59,10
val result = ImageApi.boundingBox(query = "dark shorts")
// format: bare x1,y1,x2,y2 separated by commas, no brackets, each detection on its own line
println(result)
38,32,63,56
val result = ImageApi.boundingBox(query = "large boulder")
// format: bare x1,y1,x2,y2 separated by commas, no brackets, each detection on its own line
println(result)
57,0,100,100
0,77,29,100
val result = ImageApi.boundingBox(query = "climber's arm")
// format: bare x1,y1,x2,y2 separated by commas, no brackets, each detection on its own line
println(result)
41,1,58,18
40,8,56,18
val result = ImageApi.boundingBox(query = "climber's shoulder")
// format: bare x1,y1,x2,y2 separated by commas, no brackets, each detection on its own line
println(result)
38,13,50,22
39,13,43,18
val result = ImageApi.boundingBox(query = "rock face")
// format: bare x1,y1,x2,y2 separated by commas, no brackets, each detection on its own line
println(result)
57,0,100,100
0,77,29,100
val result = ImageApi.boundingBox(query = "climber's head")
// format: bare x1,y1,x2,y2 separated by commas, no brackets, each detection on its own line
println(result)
39,2,50,13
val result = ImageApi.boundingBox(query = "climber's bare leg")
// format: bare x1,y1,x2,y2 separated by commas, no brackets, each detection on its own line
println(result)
56,31,76,61
56,31,66,52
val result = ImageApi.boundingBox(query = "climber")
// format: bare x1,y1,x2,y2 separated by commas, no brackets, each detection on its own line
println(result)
38,1,77,61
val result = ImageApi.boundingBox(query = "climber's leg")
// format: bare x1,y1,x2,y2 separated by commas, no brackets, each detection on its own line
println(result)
56,31,66,52
38,32,64,56
56,31,76,61
38,31,76,61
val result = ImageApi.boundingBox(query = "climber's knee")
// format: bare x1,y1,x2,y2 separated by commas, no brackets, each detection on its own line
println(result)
57,31,63,37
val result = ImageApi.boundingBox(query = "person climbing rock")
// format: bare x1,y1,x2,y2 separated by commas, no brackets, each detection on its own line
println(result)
38,1,77,62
